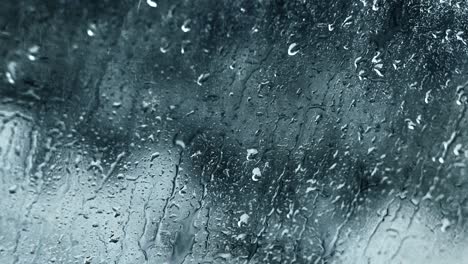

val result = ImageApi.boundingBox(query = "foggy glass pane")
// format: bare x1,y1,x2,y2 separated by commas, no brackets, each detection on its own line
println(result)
1,1,468,263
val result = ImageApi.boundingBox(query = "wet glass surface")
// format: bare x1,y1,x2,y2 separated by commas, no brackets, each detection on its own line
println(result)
1,1,468,263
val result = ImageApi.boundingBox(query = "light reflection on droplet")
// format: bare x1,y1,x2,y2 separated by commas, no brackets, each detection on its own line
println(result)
252,167,261,181
196,73,210,86
6,61,17,84
288,43,299,56
181,19,191,32
146,0,157,8
5,72,14,84
28,45,40,54
87,24,96,37
27,54,36,61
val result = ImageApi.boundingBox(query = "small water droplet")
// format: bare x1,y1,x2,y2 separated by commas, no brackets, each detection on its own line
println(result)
196,73,210,86
425,89,432,104
252,167,261,181
175,140,186,149
8,185,18,194
5,71,14,84
27,54,36,61
150,152,160,161
354,56,362,69
238,213,250,227
28,45,40,54
441,218,451,232
146,0,157,8
405,119,416,130
87,24,96,37
181,19,191,33
453,144,463,156
371,51,382,63
246,148,258,160
288,43,299,56
373,68,384,77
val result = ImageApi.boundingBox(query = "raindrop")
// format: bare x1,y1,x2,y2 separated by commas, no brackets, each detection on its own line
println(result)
288,43,299,56
150,152,160,161
371,51,382,63
146,0,157,8
456,31,467,45
175,140,186,149
246,148,258,160
87,24,96,37
453,144,463,156
425,89,432,104
373,68,384,77
8,185,18,194
5,71,15,84
237,213,249,227
196,73,210,86
28,45,40,54
160,38,170,53
181,19,191,33
354,56,362,69
440,218,451,232
5,61,17,84
252,167,261,181
405,119,416,130
372,0,379,10
27,54,36,61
